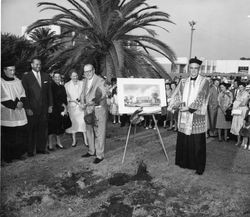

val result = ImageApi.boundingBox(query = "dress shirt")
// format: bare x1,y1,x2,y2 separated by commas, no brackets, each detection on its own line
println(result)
87,77,94,92
32,70,41,86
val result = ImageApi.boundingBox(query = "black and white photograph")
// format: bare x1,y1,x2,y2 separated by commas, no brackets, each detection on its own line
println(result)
1,0,250,216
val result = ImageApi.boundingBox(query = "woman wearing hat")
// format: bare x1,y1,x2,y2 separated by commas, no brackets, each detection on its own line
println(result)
216,82,233,142
230,82,249,146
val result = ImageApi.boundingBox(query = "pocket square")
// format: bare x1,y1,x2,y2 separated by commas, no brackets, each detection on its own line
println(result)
43,81,48,83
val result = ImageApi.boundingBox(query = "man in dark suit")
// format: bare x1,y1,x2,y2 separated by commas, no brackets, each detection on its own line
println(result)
22,57,53,156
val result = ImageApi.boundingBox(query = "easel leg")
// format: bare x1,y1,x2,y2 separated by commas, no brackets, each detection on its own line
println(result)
152,114,169,162
122,123,132,164
133,124,137,144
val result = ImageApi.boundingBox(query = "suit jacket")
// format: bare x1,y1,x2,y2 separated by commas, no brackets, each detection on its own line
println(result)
208,85,219,110
231,88,239,102
81,74,107,109
22,71,53,115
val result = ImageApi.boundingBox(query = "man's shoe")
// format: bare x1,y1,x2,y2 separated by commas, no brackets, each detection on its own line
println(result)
27,153,34,157
93,158,104,164
195,170,203,175
81,153,94,158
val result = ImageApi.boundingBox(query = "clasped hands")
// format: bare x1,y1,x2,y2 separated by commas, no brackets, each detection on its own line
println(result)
79,103,87,110
16,101,23,110
175,102,189,112
179,106,189,112
25,106,53,116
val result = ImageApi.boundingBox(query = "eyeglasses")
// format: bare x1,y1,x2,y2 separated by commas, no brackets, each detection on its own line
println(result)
84,69,93,73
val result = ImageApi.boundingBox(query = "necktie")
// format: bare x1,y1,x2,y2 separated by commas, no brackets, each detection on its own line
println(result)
36,72,41,86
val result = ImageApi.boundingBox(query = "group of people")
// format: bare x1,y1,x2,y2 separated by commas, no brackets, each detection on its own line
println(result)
2,56,249,176
207,77,250,150
168,57,250,175
1,57,107,164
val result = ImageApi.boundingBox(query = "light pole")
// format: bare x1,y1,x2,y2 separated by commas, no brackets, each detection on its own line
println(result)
188,21,196,60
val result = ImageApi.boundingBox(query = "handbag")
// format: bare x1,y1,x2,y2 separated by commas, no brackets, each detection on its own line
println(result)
61,113,72,130
239,127,250,137
161,106,168,115
84,111,96,126
225,106,233,121
231,109,242,116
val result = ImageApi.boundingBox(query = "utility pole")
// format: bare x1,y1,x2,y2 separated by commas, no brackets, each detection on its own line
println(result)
188,21,196,60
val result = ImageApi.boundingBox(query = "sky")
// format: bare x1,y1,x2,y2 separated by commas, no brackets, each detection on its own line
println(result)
1,0,250,60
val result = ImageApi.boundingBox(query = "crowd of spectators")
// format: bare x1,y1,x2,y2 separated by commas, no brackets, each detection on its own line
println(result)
107,75,250,151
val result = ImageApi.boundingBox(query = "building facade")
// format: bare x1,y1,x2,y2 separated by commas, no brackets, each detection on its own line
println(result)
156,57,250,75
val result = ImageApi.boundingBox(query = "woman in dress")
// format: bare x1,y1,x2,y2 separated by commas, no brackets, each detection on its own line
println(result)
163,82,172,128
110,86,120,124
65,70,88,147
216,82,233,142
48,73,67,150
230,82,249,146
239,99,250,150
168,82,178,131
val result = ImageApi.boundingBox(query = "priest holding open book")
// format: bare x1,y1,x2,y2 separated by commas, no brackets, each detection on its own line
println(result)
168,57,210,175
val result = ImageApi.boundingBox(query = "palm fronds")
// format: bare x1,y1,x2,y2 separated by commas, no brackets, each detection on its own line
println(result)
26,0,176,79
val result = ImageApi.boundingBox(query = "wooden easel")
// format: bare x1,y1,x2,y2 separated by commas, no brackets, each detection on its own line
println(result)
122,113,169,164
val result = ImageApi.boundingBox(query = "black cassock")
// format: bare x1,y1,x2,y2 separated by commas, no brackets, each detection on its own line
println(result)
175,132,206,175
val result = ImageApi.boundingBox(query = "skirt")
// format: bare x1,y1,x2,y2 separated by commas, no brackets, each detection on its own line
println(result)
66,105,86,133
216,108,231,129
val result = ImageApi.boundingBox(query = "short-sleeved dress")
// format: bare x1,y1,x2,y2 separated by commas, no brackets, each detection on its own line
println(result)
65,80,86,133
216,90,232,129
110,94,119,115
239,109,250,137
230,90,249,135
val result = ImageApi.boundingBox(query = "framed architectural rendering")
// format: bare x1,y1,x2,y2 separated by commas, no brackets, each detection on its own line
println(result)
117,78,166,114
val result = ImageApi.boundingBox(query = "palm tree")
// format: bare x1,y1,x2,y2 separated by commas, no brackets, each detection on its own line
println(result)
29,27,59,53
26,0,176,80
1,33,34,77
28,27,61,71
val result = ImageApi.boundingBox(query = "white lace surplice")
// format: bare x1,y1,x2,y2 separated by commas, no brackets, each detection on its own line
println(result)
1,77,27,127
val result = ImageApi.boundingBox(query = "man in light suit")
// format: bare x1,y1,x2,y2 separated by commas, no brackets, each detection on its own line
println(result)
80,64,108,164
207,78,219,137
22,57,53,156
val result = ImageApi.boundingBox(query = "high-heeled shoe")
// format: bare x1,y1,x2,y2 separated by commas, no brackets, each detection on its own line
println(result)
56,144,64,149
71,142,77,147
48,147,55,151
235,142,241,147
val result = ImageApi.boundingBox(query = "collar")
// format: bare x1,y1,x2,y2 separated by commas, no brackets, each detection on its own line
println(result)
190,76,198,81
1,73,14,81
32,70,40,74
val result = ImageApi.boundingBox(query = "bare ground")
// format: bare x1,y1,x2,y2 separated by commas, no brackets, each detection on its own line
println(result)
1,122,250,217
